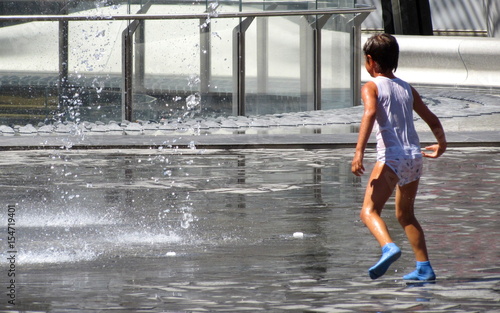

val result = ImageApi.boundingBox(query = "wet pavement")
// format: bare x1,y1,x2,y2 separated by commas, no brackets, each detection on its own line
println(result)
0,146,498,312
0,85,498,312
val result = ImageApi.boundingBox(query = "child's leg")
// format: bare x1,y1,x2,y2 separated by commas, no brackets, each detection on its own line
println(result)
360,162,401,279
360,162,398,247
395,180,436,280
395,180,428,261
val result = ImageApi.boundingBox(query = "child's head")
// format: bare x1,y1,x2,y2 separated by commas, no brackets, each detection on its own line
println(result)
363,33,399,73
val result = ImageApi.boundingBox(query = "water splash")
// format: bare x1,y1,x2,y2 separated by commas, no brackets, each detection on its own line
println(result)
186,94,200,110
200,1,220,29
207,1,220,17
180,206,196,229
182,93,201,119
187,74,201,88
188,141,197,150
16,245,100,265
17,207,120,228
113,231,182,245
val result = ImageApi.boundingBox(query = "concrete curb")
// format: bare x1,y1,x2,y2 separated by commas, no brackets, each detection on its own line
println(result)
0,131,498,151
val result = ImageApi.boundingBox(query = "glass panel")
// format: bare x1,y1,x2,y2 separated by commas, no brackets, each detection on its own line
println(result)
133,17,198,121
0,19,59,125
123,0,208,15
0,1,132,125
0,0,371,125
204,17,237,116
321,14,354,110
130,2,239,120
245,1,316,114
317,0,357,9
244,14,313,115
64,4,130,124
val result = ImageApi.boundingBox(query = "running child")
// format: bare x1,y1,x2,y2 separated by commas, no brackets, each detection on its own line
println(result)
351,33,447,280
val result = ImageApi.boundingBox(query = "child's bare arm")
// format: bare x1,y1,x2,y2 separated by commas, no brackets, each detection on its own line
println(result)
412,87,447,158
352,82,378,175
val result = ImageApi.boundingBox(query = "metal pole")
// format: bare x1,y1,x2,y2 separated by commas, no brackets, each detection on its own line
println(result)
200,18,211,95
312,15,331,111
122,27,133,121
0,6,375,22
351,12,370,107
313,26,321,110
121,1,152,121
302,15,330,111
58,20,69,109
300,17,314,111
232,17,254,116
58,0,69,111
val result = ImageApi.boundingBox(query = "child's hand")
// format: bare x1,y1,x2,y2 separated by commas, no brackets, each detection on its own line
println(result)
351,157,365,176
422,144,446,158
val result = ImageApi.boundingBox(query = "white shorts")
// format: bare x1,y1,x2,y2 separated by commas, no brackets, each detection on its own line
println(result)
384,157,423,186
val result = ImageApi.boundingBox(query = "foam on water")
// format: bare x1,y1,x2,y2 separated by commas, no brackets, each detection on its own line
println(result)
7,228,185,265
5,202,198,265
16,207,120,228
112,230,182,245
4,244,101,265
8,228,185,265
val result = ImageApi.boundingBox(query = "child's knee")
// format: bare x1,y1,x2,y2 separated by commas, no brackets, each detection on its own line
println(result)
396,210,415,226
360,207,378,224
359,210,368,224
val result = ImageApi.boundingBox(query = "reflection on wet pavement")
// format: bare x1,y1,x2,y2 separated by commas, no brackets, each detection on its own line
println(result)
0,147,498,312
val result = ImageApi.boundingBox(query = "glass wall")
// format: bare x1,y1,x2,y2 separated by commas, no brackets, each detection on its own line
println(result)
0,1,371,125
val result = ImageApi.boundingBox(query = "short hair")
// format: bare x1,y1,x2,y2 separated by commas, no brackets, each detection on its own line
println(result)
363,33,399,72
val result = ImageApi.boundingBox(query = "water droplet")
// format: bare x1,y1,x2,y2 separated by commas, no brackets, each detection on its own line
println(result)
293,232,304,238
186,94,200,110
181,212,194,229
95,29,106,37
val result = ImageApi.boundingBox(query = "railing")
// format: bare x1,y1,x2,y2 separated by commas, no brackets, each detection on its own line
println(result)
0,7,375,22
0,4,374,122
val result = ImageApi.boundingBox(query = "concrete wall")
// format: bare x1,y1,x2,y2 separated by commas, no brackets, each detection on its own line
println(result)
361,34,500,88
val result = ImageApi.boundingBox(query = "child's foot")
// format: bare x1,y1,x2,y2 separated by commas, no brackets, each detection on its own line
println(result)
403,261,436,281
368,243,401,279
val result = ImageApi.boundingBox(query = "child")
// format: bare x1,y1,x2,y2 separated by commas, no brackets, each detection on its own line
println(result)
351,33,447,280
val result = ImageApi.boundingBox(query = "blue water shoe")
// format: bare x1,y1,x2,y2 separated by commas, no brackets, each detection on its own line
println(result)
403,261,436,281
369,243,401,279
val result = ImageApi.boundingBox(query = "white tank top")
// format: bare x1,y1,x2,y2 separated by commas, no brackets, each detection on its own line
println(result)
372,76,421,161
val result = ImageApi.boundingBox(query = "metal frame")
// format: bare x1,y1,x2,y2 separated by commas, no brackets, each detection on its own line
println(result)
58,20,69,109
303,14,332,111
232,16,255,116
1,5,374,120
122,2,152,121
350,11,372,106
0,7,375,22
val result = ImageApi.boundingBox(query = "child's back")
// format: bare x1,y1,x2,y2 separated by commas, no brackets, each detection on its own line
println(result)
372,76,421,161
